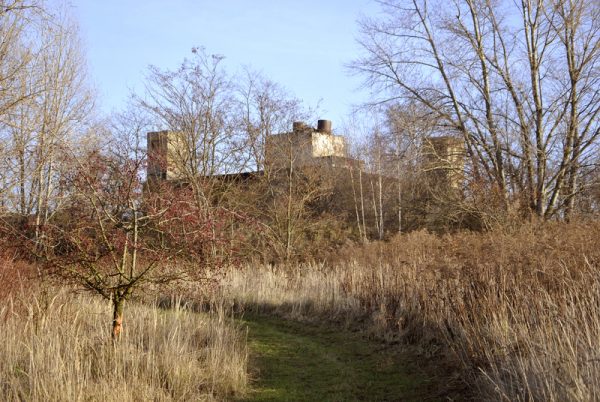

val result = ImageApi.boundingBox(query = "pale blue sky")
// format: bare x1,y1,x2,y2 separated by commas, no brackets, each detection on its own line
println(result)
73,1,379,128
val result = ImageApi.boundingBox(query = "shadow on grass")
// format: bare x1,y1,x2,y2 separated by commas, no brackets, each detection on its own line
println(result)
156,298,468,401
237,312,435,402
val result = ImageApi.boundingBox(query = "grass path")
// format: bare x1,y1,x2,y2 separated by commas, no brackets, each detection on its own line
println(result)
237,314,433,402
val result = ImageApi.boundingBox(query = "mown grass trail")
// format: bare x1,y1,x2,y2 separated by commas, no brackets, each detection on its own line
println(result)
237,314,433,402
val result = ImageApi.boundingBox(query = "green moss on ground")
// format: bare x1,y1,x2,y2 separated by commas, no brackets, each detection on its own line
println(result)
238,314,433,402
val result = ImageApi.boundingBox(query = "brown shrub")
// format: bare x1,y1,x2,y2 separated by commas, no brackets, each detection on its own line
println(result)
0,255,38,303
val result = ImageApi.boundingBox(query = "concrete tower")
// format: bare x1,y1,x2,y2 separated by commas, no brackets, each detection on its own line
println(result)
146,131,189,181
422,136,465,190
265,119,350,169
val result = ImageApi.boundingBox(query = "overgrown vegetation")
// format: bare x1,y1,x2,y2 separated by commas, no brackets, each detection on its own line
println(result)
225,222,600,401
0,278,248,401
1,1,600,400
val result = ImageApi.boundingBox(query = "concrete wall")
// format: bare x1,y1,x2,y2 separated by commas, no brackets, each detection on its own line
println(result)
265,131,313,169
311,132,346,158
422,136,465,189
148,121,353,180
265,126,348,170
147,131,189,181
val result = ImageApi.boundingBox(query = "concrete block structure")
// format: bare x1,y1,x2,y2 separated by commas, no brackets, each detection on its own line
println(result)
146,130,189,181
265,120,359,170
147,119,361,182
146,125,464,190
422,136,465,190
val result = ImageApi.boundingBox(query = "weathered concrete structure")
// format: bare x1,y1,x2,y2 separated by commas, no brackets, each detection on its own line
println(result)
144,123,471,234
422,136,466,190
265,120,358,170
147,130,189,181
147,120,361,181
146,125,465,188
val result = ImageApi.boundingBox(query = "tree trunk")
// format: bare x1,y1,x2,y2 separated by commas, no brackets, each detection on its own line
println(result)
349,166,364,240
112,297,125,340
359,168,367,242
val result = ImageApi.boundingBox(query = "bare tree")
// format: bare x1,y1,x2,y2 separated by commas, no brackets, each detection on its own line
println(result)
353,0,600,219
237,68,305,173
235,69,329,261
137,48,241,179
385,103,431,233
0,1,40,210
0,1,40,118
256,122,334,263
134,48,253,265
32,12,93,240
0,2,94,239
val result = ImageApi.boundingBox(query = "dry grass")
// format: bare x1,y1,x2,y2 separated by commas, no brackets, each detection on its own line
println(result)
223,222,600,401
0,286,248,401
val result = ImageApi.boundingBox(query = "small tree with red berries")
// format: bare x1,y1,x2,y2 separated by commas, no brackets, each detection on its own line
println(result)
29,143,237,340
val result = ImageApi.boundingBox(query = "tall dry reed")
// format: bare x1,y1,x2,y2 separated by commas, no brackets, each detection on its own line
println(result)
0,288,248,401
